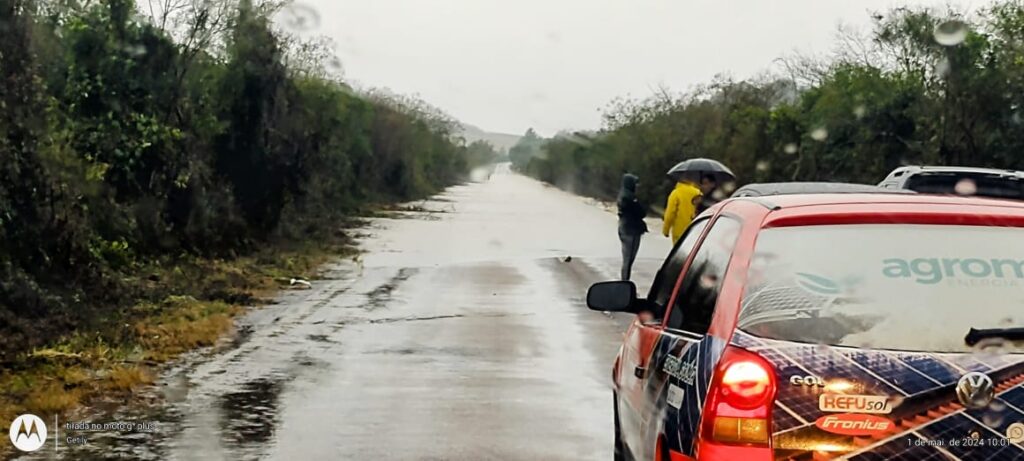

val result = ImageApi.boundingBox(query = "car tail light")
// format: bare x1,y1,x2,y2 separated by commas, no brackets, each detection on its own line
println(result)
701,346,777,446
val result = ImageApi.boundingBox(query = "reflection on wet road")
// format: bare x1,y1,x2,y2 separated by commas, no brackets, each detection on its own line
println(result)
53,166,672,460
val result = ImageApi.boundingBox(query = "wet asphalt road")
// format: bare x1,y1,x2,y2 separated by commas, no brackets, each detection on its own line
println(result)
37,166,673,460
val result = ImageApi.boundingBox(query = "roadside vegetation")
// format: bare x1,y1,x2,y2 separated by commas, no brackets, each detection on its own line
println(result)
512,3,1024,205
0,0,497,432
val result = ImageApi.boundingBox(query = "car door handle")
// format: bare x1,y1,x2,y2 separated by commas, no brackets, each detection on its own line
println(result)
634,366,647,379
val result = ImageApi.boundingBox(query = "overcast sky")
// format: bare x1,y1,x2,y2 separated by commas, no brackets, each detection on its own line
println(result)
292,0,970,136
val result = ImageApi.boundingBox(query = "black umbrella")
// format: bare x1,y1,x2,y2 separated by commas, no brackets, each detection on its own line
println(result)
666,158,736,183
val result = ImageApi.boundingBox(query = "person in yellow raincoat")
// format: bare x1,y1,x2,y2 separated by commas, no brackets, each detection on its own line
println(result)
662,178,703,243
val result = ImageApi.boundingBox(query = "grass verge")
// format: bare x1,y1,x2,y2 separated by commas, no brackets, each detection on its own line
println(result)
0,236,356,455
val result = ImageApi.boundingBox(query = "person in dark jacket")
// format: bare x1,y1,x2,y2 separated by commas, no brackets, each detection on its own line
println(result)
696,174,719,216
617,173,648,281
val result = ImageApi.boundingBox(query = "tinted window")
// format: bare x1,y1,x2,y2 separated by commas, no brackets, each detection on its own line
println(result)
740,224,1024,352
906,173,1024,200
667,217,742,333
649,219,709,310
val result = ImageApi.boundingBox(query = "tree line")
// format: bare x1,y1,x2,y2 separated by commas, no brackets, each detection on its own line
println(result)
512,3,1024,207
0,0,497,357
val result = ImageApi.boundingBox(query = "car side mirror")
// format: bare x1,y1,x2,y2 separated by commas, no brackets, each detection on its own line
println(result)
586,281,638,313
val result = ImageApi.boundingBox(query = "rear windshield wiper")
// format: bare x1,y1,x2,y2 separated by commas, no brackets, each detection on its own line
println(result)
965,327,1024,346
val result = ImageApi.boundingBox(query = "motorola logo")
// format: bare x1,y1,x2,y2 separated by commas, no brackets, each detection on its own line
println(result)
9,413,47,452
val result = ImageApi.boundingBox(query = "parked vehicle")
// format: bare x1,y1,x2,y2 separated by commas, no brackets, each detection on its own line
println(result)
730,182,910,198
879,166,1024,201
590,191,1024,460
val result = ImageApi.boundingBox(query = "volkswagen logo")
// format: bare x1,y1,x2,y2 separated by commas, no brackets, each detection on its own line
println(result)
956,372,995,409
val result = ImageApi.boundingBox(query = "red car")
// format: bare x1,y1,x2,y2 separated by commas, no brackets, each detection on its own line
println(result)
588,188,1024,460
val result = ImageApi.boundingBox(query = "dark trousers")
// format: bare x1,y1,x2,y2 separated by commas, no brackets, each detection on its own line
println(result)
618,229,642,281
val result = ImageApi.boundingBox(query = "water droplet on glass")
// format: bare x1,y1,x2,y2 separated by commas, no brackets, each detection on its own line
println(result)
711,189,726,200
936,57,951,78
990,400,1007,412
721,181,736,193
279,3,321,31
853,105,867,119
556,132,592,147
783,143,798,155
123,43,147,57
955,178,977,195
755,161,770,172
934,20,968,46
810,127,828,142
973,337,1008,359
326,56,343,72
983,412,1004,427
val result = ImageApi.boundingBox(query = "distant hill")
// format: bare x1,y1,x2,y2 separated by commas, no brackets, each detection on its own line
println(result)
459,124,522,153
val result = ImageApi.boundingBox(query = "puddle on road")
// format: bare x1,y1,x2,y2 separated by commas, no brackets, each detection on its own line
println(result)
306,333,336,343
219,378,285,447
369,313,465,324
364,267,418,310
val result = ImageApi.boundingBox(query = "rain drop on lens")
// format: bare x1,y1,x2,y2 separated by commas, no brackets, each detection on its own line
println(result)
936,58,951,78
955,178,977,195
934,20,968,46
983,413,1004,427
783,143,798,155
711,189,726,200
280,3,321,31
810,127,828,142
755,161,770,172
853,105,867,119
973,337,1008,358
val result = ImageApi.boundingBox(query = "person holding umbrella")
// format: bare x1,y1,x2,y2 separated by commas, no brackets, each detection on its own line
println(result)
617,173,647,281
661,173,703,244
696,174,719,216
662,158,735,244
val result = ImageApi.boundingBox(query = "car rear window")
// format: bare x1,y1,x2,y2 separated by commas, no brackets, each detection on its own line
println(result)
739,224,1024,352
906,173,1024,200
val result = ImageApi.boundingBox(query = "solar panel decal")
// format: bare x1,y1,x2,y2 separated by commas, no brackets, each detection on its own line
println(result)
973,354,1023,370
772,402,806,431
964,399,1024,439
730,330,763,348
756,347,820,422
845,434,951,461
1000,386,1024,410
843,351,941,395
918,413,1024,460
899,354,962,385
778,346,905,397
836,351,913,397
937,354,995,374
959,412,1024,459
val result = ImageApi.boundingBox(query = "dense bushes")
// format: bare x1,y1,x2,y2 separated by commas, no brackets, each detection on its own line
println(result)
514,3,1024,207
0,0,494,358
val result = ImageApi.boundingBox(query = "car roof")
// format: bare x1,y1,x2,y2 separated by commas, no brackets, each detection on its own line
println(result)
886,165,1024,178
724,193,1024,229
739,192,1024,209
731,182,908,197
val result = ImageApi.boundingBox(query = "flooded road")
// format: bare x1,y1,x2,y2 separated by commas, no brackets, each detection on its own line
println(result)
43,166,672,460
